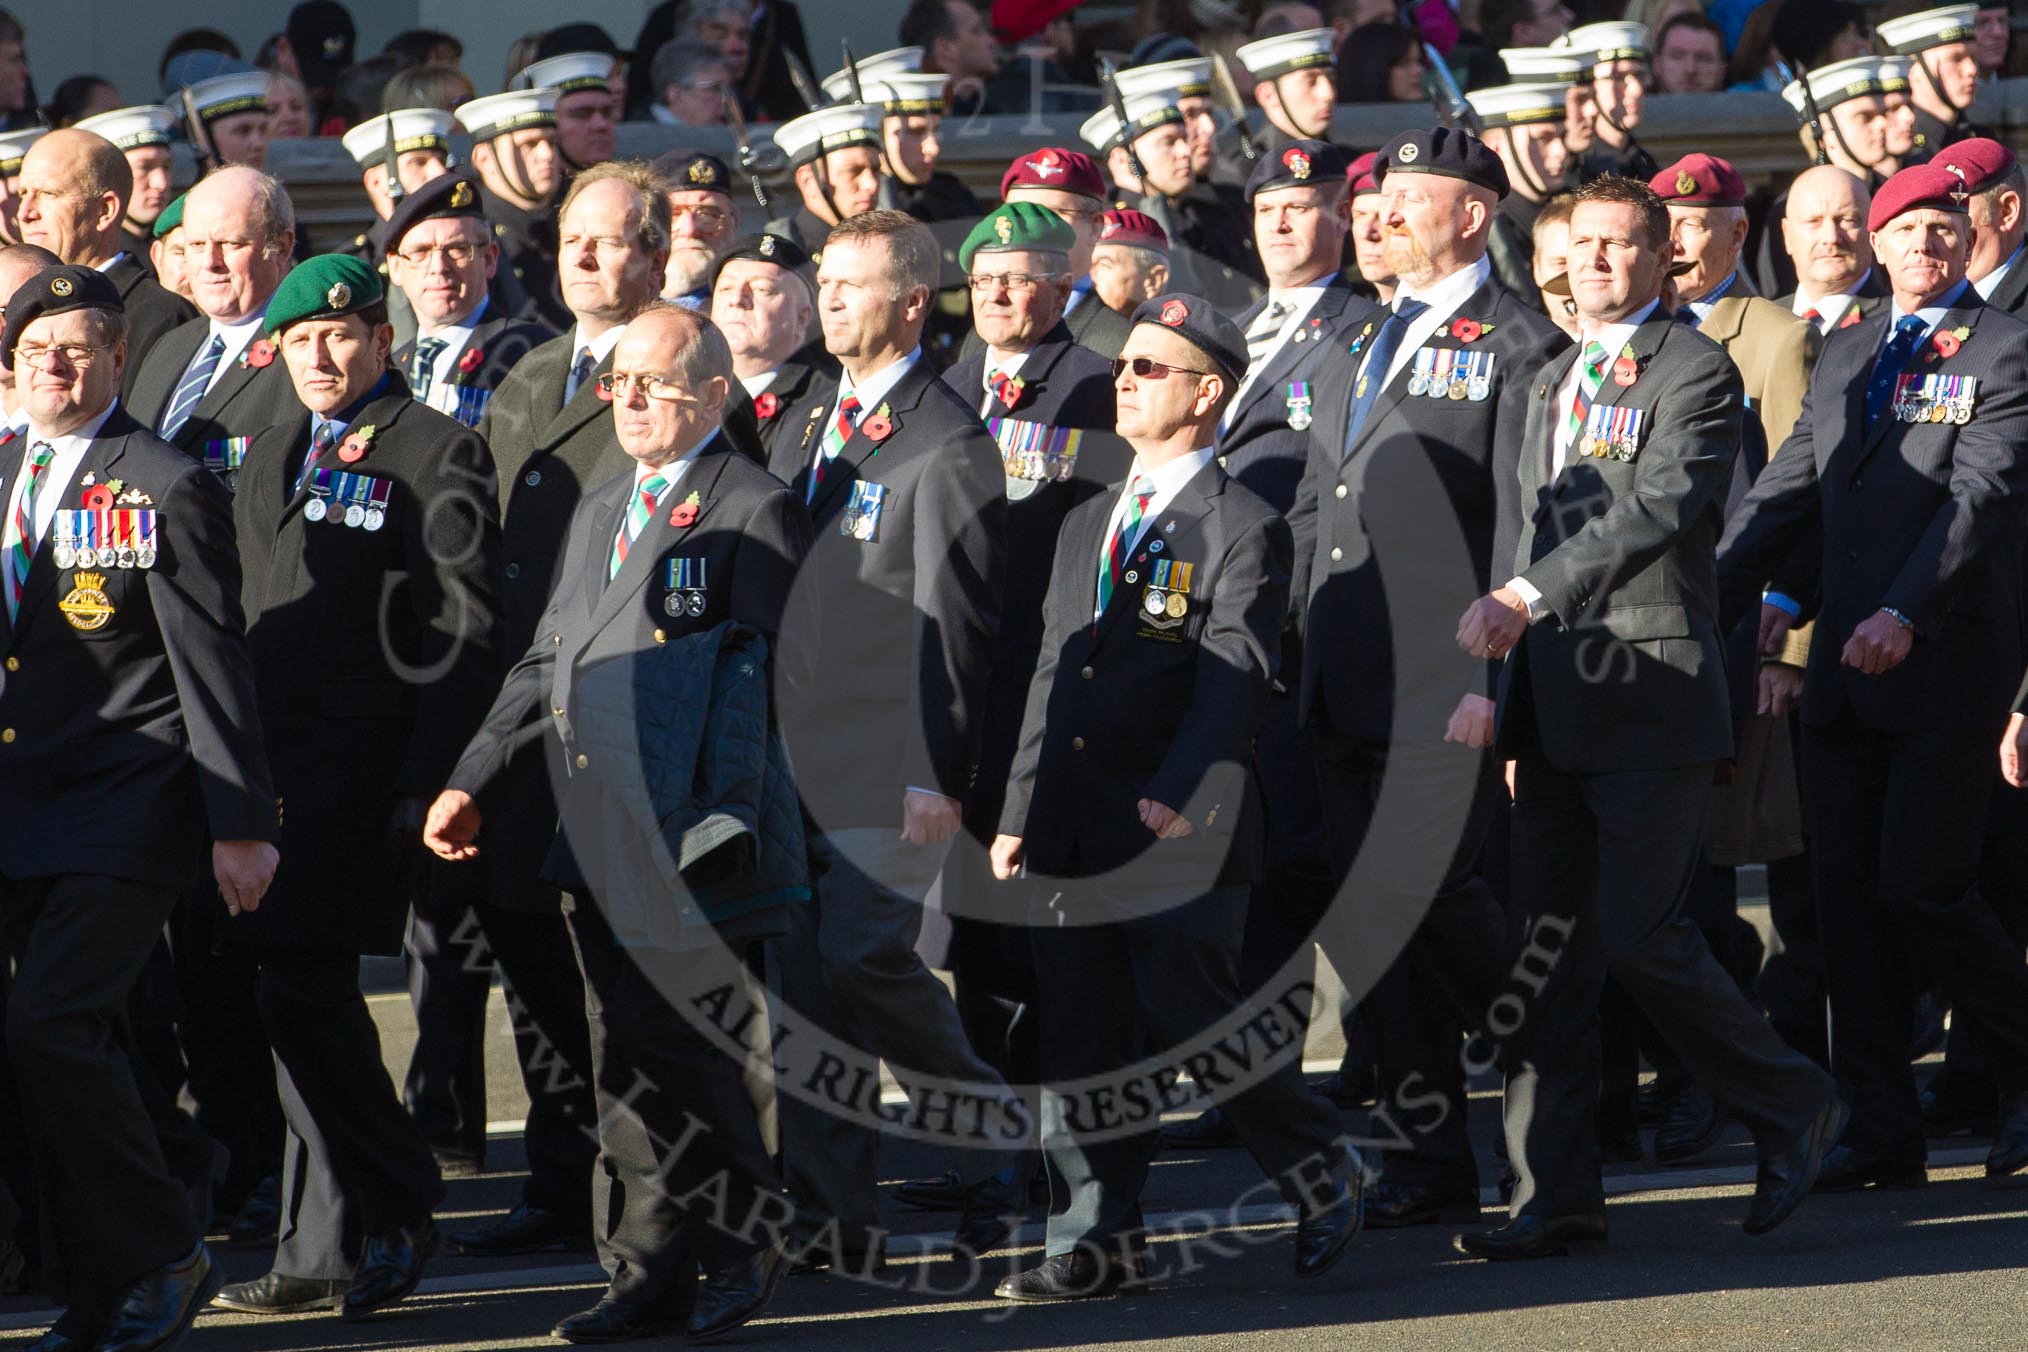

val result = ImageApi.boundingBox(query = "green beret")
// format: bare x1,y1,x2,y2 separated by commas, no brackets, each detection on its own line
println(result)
958,201,1076,272
152,192,186,240
264,253,384,337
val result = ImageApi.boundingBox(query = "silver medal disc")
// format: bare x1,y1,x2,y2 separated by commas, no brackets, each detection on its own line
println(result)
115,546,135,569
96,546,118,568
306,498,327,522
137,547,157,569
53,544,74,569
344,504,365,529
363,507,385,532
664,592,683,616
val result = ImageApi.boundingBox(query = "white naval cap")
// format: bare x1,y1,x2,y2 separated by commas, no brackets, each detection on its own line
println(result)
819,46,925,101
1080,92,1186,154
1234,27,1336,81
455,88,558,143
1876,56,1914,95
859,73,950,115
1876,5,1979,55
1555,20,1649,64
1114,54,1215,100
1781,55,1885,117
1467,82,1572,129
180,71,271,125
1498,46,1590,84
340,109,457,168
74,104,178,151
0,127,42,176
513,52,616,96
773,101,884,165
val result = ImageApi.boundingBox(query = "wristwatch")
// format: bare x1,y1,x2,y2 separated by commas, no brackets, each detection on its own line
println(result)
1881,607,1914,629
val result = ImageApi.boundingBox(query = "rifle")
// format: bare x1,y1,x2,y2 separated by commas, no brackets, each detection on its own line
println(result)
1405,3,1480,134
840,39,867,106
784,52,825,111
382,114,406,206
723,95,770,208
1774,57,1831,167
179,86,215,171
1097,58,1148,189
1210,53,1257,164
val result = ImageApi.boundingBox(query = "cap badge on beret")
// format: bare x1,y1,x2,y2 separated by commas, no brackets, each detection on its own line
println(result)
1674,170,1696,196
48,277,71,298
1159,298,1188,326
1283,147,1311,180
327,282,352,309
995,216,1014,244
449,180,474,209
322,33,345,57
689,159,718,185
1029,150,1062,178
759,235,777,257
1397,142,1420,165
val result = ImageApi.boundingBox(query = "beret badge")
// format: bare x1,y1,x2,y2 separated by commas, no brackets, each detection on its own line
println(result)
1159,298,1188,326
1396,141,1418,164
449,179,474,209
689,159,716,185
1283,147,1311,180
48,276,72,298
327,282,352,309
758,234,776,257
1675,170,1696,195
995,215,1013,244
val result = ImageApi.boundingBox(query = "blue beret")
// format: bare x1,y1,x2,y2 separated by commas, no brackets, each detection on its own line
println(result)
1246,139,1349,202
1129,292,1248,382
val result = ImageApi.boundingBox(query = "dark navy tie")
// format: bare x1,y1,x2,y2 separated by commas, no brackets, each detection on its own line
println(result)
1342,298,1429,456
158,334,225,439
1864,315,1930,426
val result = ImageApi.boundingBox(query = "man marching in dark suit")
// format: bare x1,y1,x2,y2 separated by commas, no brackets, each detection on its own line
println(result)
710,233,835,463
0,264,279,1352
427,305,810,1344
212,256,502,1320
1718,162,2028,1189
763,210,1020,1269
1453,175,1840,1260
1285,127,1565,1224
990,293,1360,1301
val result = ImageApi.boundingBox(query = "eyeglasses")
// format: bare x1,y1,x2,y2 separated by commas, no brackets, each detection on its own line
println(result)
966,272,1068,293
16,342,108,369
669,205,731,230
595,371,701,401
396,242,483,266
1111,356,1213,380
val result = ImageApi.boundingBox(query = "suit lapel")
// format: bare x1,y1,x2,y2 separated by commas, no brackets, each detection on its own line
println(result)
537,347,614,448
10,432,129,645
1093,462,1218,649
1345,276,1498,459
1235,280,1355,425
1582,312,1674,419
808,359,932,521
1857,297,1985,462
1525,344,1582,516
1696,295,1749,347
279,386,410,527
583,445,733,636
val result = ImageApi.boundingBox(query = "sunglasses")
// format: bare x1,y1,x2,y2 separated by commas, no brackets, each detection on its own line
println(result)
1111,356,1215,380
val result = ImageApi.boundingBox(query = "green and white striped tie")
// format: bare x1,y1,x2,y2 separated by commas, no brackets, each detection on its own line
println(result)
608,470,669,580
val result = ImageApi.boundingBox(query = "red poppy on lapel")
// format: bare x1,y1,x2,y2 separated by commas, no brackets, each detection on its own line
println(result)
1932,327,1964,359
337,424,376,464
1451,317,1492,343
1612,355,1639,387
81,483,113,510
670,489,702,528
1838,309,1864,330
862,403,894,443
754,391,779,419
457,347,484,374
241,338,276,369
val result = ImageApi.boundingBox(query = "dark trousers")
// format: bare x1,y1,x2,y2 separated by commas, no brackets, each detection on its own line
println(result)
1,874,193,1327
1311,731,1509,1190
1942,777,2028,1092
257,947,442,1280
483,901,599,1221
1502,758,1831,1219
402,861,494,1165
171,890,284,1202
1803,722,2028,1157
564,894,776,1313
1029,884,1346,1254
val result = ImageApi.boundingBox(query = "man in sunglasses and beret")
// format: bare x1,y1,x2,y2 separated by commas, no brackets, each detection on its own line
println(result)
990,291,1361,1301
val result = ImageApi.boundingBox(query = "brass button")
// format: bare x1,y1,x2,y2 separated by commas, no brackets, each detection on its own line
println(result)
553,706,565,717
552,634,561,644
505,563,521,580
524,470,541,487
1080,665,1094,679
1071,736,1085,750
3,656,16,671
653,629,667,643
574,753,589,769
1335,484,1347,499
1330,547,1343,561
1,728,14,744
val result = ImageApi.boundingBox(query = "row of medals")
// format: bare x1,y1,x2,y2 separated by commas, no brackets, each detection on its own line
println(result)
1408,371,1493,402
1896,395,1972,425
304,497,387,530
54,539,155,570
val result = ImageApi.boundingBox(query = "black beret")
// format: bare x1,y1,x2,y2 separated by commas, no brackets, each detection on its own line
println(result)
1376,126,1510,201
3,266,124,364
1128,292,1248,382
660,151,735,196
1245,138,1349,203
711,232,814,289
384,171,487,256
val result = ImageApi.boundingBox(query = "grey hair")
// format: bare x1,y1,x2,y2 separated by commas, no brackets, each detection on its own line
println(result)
677,0,748,37
651,39,729,96
197,164,297,253
1102,242,1168,274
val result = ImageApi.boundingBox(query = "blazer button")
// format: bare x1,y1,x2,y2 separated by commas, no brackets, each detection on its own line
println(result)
1,728,13,743
1080,665,1094,679
653,629,667,643
575,753,589,769
505,562,521,580
553,706,565,717
1335,484,1347,499
552,634,561,645
1330,547,1343,561
3,656,15,672
1071,736,1085,750
524,470,541,487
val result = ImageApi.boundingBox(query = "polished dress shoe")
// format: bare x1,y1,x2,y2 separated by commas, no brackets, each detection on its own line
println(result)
553,1295,687,1344
1362,1179,1480,1229
340,1217,438,1318
994,1249,1142,1302
1293,1169,1361,1278
450,1203,589,1255
1921,1070,1999,1138
227,1173,281,1247
892,1168,966,1212
1810,1144,1927,1193
1985,1091,2028,1180
211,1271,350,1314
1454,1213,1608,1260
1637,1073,1684,1127
1745,1097,1844,1235
1654,1085,1728,1165
1159,1106,1239,1149
687,1240,790,1342
952,1170,1022,1259
97,1242,222,1352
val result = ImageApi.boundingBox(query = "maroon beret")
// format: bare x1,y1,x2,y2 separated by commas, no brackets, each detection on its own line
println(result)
1097,208,1169,253
1651,153,1746,207
1348,150,1379,196
1001,146,1105,201
990,0,1081,42
1869,163,1973,231
1937,137,2017,193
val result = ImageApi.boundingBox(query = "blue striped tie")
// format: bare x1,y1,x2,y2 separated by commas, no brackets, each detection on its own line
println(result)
158,334,226,439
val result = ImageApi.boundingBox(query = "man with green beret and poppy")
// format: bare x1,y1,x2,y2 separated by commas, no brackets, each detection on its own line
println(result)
210,253,504,1323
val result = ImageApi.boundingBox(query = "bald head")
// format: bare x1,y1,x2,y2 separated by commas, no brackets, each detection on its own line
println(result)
183,165,296,323
0,242,58,401
1783,165,1873,299
610,303,734,467
17,129,133,266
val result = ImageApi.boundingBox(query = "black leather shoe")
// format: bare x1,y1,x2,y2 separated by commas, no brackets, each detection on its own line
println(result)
1810,1144,1927,1193
553,1296,686,1344
1745,1097,1844,1235
211,1271,350,1314
994,1250,1138,1302
1655,1085,1728,1165
892,1168,966,1212
227,1174,281,1247
952,1171,1022,1259
1596,1127,1644,1164
1293,1168,1361,1278
1160,1106,1239,1149
1637,1073,1684,1127
22,1333,94,1352
1984,1091,2028,1181
1362,1179,1480,1229
1922,1070,1999,1138
340,1217,438,1318
450,1203,590,1255
686,1240,790,1342
788,1240,886,1277
97,1242,222,1352
431,1147,484,1179
1454,1213,1607,1260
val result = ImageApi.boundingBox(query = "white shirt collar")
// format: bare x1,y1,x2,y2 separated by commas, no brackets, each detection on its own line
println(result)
1890,277,1970,330
1094,444,1216,617
740,369,780,397
839,347,920,417
1580,297,1661,358
571,322,627,366
1266,272,1334,309
9,401,119,546
205,307,270,364
1685,269,1738,321
632,429,716,491
1394,254,1489,318
1974,242,2025,301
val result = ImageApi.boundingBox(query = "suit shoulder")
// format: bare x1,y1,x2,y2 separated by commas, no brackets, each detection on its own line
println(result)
1740,295,1811,334
1659,325,1746,389
1486,285,1565,348
713,446,798,500
494,332,571,388
1213,472,1284,534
